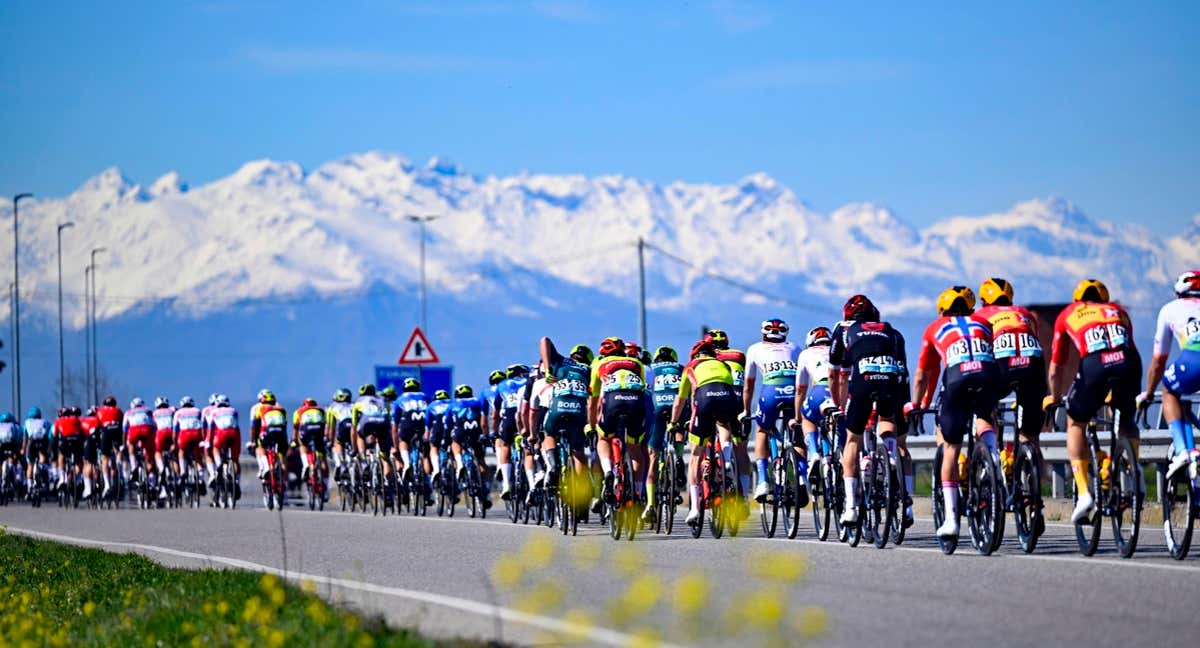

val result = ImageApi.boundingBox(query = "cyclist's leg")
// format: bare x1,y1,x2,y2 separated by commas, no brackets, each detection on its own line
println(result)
1065,355,1106,510
1162,350,1200,470
937,375,976,535
841,380,874,520
752,390,778,500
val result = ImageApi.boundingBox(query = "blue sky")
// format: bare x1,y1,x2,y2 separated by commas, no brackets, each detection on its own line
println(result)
2,1,1196,233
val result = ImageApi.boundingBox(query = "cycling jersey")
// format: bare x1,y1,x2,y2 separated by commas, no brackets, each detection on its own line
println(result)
24,418,51,442
152,406,176,452
351,395,389,433
425,399,452,447
0,421,21,446
326,401,354,443
294,404,326,434
796,345,831,387
201,405,217,433
650,361,683,410
832,320,908,435
445,397,486,446
394,392,429,440
208,406,239,432
123,405,156,459
173,407,205,433
96,405,123,432
679,357,734,400
1050,301,1134,363
916,315,996,375
1154,298,1200,396
977,304,1043,366
546,353,591,418
591,356,646,394
494,377,527,413
745,341,801,385
717,349,747,393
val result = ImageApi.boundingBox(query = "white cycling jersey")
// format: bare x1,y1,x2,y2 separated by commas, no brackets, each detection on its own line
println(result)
745,340,801,385
529,378,553,410
796,344,832,387
1153,297,1200,355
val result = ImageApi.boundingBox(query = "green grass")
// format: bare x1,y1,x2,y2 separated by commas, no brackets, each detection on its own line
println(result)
0,529,482,648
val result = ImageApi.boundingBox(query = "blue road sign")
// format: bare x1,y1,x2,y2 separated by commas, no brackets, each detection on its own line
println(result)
375,365,453,396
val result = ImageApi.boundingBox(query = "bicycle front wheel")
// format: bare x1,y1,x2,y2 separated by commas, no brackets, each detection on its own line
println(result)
761,458,780,538
1110,438,1142,559
1073,449,1103,556
1012,443,1042,554
967,446,1003,556
1162,457,1196,560
869,447,892,549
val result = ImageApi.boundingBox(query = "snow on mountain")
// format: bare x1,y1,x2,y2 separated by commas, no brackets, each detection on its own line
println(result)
5,151,1197,330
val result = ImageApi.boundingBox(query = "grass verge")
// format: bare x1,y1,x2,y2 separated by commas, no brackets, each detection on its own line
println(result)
0,529,481,648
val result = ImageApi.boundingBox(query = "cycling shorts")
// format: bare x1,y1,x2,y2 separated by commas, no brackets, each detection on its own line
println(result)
83,434,98,464
60,435,84,466
25,438,50,462
258,427,289,456
211,428,241,463
754,384,795,432
689,383,740,446
496,410,519,446
936,364,1001,445
97,424,122,458
177,429,205,462
544,411,586,452
299,426,327,454
397,417,426,445
649,407,672,452
360,421,393,454
997,355,1047,437
1065,348,1142,426
845,373,900,435
801,384,831,425
0,441,19,460
334,418,353,446
126,426,156,461
600,391,647,444
1164,349,1200,397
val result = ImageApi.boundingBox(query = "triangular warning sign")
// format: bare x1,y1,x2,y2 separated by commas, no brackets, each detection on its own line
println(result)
398,327,440,365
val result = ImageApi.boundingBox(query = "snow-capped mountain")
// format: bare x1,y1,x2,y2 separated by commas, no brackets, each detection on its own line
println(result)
3,152,1195,406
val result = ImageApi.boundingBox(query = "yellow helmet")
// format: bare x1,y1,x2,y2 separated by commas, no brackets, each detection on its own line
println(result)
936,285,977,316
978,278,1014,306
1072,278,1109,303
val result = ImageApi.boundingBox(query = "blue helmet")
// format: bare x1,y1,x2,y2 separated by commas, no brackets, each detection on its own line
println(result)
0,411,15,423
27,406,42,419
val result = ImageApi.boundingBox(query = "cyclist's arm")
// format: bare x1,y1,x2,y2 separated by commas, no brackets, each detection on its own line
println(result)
540,337,560,373
743,374,756,416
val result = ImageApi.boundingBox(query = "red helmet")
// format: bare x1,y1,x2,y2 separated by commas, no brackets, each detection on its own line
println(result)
624,341,642,359
843,294,879,322
598,336,625,357
704,329,730,350
690,340,717,360
303,398,318,407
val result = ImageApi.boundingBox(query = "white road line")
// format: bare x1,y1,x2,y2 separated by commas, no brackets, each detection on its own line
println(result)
5,525,681,648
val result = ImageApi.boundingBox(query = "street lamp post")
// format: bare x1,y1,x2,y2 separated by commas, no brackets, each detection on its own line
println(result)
89,247,106,404
84,265,92,405
12,192,32,415
57,222,75,407
406,215,439,332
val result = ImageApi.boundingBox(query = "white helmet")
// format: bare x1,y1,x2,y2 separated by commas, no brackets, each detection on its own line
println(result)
129,397,145,409
217,394,230,407
761,318,789,342
1175,270,1200,298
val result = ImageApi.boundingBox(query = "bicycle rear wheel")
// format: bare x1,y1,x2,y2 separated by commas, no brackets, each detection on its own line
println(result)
967,446,1002,556
761,457,780,538
663,453,678,536
1162,458,1196,560
782,452,802,540
1110,438,1141,559
811,456,830,541
1012,443,1042,554
1073,449,1103,556
890,454,908,546
869,447,892,549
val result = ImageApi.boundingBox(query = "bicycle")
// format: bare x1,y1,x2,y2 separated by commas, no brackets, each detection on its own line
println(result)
301,445,327,511
653,435,682,536
690,429,738,539
460,444,488,519
606,421,640,541
176,446,204,509
362,445,392,517
28,455,51,508
507,435,528,524
0,452,19,506
811,410,845,542
759,403,805,539
126,440,155,510
996,392,1046,554
436,448,459,517
1150,400,1200,560
333,447,355,511
402,441,430,517
262,444,287,511
211,445,237,509
556,436,583,537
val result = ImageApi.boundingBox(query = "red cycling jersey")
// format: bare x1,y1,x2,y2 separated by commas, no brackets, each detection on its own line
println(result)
916,314,996,373
55,415,83,438
1050,301,1134,363
80,415,99,435
976,304,1043,362
97,405,123,430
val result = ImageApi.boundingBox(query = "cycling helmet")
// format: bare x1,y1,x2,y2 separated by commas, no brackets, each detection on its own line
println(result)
0,411,15,423
179,395,195,408
843,294,880,322
1073,279,1109,303
380,385,397,400
27,406,42,419
257,388,271,402
978,278,1014,306
653,346,678,363
154,397,169,409
624,342,642,360
433,389,450,401
333,388,351,403
100,396,116,407
506,363,528,378
129,398,145,409
569,344,595,365
208,393,219,406
690,340,717,360
1174,270,1200,298
58,407,68,417
358,384,376,397
761,318,788,342
70,406,82,416
402,378,422,392
704,329,729,350
598,336,625,357
639,349,652,365
216,394,230,407
805,326,833,347
488,370,506,385
453,384,473,398
303,397,318,407
936,286,976,316
261,390,276,405
85,407,97,417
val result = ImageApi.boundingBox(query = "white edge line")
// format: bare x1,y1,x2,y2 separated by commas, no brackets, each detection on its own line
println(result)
5,525,681,648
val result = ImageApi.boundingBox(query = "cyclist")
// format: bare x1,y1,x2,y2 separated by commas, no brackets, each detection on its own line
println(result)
485,370,506,437
538,337,594,494
95,396,123,498
326,388,354,481
152,397,175,496
0,412,22,496
292,397,329,499
830,294,907,528
202,394,220,436
352,384,394,484
1046,279,1143,523
249,390,288,483
589,337,648,508
671,340,741,527
173,396,207,490
492,364,528,500
79,407,100,500
394,378,431,503
207,394,241,499
1140,270,1200,478
645,345,684,520
123,397,156,486
55,407,87,496
707,329,752,516
426,389,454,482
907,286,1000,538
23,407,53,491
445,384,491,508
746,318,804,506
792,326,836,480
519,362,553,494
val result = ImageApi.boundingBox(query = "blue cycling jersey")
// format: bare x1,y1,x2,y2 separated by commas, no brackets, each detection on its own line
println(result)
425,400,452,428
445,397,487,434
394,392,429,424
493,377,528,413
650,361,683,410
0,421,22,445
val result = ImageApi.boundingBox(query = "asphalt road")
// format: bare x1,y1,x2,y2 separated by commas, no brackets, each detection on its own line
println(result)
2,474,1197,648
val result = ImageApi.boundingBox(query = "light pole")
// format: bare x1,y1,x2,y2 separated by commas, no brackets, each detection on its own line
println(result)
84,265,92,406
637,237,647,351
12,192,32,415
8,282,14,410
89,247,106,404
407,215,439,332
57,222,74,407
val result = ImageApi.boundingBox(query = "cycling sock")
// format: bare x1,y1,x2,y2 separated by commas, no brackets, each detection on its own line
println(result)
599,456,613,474
155,457,164,473
978,429,997,455
300,452,310,470
739,474,751,498
843,476,858,509
796,456,808,485
645,480,655,504
542,449,557,475
499,463,512,489
942,482,959,518
905,474,915,497
1169,419,1195,454
431,452,441,474
689,484,701,509
1070,459,1090,496
756,458,769,483
525,465,536,485
882,436,898,457
256,455,268,476
805,432,821,457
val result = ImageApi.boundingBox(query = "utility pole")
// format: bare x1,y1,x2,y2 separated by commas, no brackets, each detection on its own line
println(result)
89,247,106,404
84,265,92,406
57,222,74,407
407,215,439,332
12,193,32,414
8,283,14,410
637,237,648,351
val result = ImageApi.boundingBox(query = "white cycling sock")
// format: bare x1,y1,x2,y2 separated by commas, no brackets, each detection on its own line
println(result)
542,449,557,474
689,484,701,509
300,452,311,470
500,463,512,489
943,482,959,518
525,464,536,485
213,453,223,469
599,455,613,474
256,455,268,475
431,452,441,474
844,476,859,509
155,457,164,473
